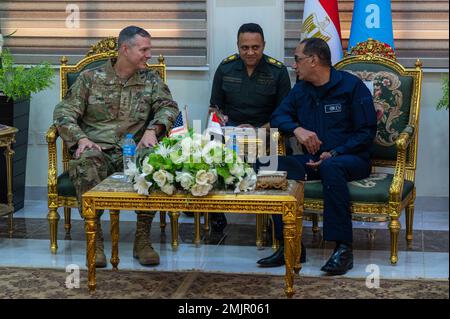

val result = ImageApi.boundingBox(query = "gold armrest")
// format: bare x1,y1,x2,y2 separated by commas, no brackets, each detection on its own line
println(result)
46,125,59,193
388,130,413,203
401,125,415,142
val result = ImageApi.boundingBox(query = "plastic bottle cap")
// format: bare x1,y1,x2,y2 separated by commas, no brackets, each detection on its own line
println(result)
126,133,133,138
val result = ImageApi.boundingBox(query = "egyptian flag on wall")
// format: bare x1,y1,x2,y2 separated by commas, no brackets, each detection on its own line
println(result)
348,0,395,51
300,0,343,65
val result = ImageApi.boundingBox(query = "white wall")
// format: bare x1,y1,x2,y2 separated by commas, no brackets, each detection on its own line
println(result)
24,1,449,197
415,72,449,196
209,0,284,73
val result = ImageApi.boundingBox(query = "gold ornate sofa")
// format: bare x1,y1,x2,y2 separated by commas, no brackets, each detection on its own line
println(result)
46,37,167,253
298,39,423,264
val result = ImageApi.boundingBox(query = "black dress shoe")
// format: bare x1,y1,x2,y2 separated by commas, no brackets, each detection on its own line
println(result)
257,242,306,268
257,246,285,267
210,213,227,232
321,243,353,275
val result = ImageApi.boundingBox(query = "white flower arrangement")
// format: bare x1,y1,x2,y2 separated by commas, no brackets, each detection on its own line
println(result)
129,131,257,196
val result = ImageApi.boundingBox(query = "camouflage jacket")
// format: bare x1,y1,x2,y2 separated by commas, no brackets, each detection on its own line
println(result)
53,59,179,150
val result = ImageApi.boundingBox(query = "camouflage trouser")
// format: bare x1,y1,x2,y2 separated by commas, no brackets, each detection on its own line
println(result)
69,147,155,219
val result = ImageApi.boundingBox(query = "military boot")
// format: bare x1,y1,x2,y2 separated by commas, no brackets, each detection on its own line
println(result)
133,213,160,266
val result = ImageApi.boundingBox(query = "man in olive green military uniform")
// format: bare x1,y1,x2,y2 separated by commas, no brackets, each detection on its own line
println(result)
209,23,292,231
54,26,179,267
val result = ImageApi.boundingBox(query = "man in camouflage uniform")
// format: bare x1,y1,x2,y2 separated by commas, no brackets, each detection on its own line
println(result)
208,23,292,231
54,26,179,268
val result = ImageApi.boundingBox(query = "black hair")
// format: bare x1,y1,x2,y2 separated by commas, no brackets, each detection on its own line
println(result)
237,23,265,41
118,26,151,48
300,38,332,67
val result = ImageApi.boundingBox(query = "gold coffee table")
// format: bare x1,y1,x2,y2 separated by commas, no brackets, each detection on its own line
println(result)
82,173,304,298
0,124,18,235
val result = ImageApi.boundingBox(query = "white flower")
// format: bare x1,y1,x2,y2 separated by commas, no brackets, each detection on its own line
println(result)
230,163,245,178
234,174,257,193
191,183,213,196
176,171,195,190
161,183,175,195
202,141,224,164
154,144,173,158
224,151,234,164
124,161,138,177
245,167,256,177
225,176,235,185
133,173,152,195
153,170,168,187
142,159,154,175
180,135,204,157
196,170,210,185
206,169,218,184
180,137,194,154
170,145,188,164
165,171,174,184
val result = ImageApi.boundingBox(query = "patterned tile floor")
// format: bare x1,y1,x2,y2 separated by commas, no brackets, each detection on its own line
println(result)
0,197,448,281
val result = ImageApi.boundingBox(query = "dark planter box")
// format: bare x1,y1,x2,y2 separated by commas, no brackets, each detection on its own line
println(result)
0,94,30,212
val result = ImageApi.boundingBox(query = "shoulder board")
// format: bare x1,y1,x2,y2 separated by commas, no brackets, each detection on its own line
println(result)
265,56,284,68
221,54,239,65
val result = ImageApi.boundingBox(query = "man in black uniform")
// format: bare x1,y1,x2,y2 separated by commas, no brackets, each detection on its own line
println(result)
209,23,292,231
256,38,377,275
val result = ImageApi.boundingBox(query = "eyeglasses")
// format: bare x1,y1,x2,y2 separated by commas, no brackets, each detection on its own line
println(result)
294,55,313,63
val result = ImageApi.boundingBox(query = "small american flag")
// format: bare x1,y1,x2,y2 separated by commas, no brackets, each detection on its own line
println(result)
169,107,188,137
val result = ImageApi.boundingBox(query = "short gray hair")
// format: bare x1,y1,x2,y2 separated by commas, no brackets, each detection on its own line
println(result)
118,26,151,48
300,38,332,67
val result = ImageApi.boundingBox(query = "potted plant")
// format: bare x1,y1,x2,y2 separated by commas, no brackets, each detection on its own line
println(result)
436,75,449,111
0,48,54,211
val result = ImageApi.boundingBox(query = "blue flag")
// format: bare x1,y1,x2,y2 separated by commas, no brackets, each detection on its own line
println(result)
348,0,395,51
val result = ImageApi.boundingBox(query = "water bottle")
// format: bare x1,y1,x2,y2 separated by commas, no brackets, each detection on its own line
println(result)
122,133,136,181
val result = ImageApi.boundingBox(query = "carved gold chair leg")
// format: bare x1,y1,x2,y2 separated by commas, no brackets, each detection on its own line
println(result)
8,213,14,237
169,212,180,249
48,207,60,254
64,207,72,239
256,214,264,250
159,212,166,232
109,210,120,270
405,203,415,245
271,216,279,250
312,214,320,233
389,216,401,265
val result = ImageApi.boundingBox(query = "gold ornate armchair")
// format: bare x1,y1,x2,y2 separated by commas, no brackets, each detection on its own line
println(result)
46,37,167,253
295,39,423,264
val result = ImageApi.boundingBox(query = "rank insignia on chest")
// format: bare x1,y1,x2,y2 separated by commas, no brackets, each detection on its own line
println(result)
324,104,342,113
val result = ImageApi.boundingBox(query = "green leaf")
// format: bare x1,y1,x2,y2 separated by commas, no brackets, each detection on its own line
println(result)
0,49,54,101
216,165,231,179
437,75,449,110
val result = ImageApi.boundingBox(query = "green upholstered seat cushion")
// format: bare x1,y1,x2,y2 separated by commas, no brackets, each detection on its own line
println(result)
57,171,77,197
67,60,109,88
339,63,414,162
305,173,414,203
